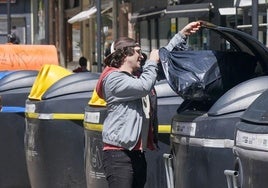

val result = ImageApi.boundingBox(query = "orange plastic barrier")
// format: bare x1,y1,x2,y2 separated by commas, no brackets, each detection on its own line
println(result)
0,44,59,71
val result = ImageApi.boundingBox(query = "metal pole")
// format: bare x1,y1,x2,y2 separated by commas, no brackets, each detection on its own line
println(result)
112,0,118,39
252,0,258,39
7,0,11,35
44,0,49,43
234,0,240,29
235,6,238,29
96,0,102,72
266,0,268,47
58,0,66,67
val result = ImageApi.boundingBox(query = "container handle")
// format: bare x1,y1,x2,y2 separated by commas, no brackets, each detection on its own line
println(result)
224,170,239,188
163,153,174,188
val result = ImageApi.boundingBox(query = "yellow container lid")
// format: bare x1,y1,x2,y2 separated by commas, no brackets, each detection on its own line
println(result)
88,89,106,107
28,64,71,100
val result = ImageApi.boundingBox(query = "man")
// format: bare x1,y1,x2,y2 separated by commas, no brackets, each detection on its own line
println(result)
73,56,89,72
95,37,159,188
95,21,201,188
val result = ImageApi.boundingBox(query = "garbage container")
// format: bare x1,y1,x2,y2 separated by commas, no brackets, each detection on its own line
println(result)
24,65,99,188
146,80,183,188
162,22,268,188
0,71,13,79
0,70,38,188
233,87,268,188
170,76,268,188
0,70,38,106
83,79,182,188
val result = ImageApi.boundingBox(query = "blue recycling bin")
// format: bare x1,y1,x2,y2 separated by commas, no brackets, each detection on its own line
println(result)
83,79,182,188
0,70,38,188
24,65,99,188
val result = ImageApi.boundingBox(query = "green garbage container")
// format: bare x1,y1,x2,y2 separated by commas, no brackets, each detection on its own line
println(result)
83,80,182,188
24,65,99,188
0,70,38,188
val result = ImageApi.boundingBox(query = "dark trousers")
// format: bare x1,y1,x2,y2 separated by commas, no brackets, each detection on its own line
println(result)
102,150,147,188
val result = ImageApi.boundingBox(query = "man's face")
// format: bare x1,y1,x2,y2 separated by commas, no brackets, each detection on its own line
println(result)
126,47,144,72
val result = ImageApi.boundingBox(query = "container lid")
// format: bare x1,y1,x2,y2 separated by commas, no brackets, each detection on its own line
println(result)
0,71,13,79
208,76,268,116
28,64,72,100
0,70,38,92
42,72,99,100
88,89,107,107
204,22,268,73
241,89,268,124
154,79,178,98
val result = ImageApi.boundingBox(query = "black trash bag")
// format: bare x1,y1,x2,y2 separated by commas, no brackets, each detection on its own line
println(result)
159,47,257,101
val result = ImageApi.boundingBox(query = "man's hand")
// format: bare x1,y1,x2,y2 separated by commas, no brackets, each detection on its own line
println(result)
180,21,202,36
149,49,160,63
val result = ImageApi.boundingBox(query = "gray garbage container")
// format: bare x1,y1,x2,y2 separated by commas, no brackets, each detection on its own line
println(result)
0,70,38,188
0,71,12,79
24,65,99,188
234,87,268,188
170,76,268,188
84,79,182,188
0,70,38,106
162,21,268,188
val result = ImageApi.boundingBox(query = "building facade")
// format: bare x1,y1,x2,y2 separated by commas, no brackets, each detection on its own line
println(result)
0,0,31,44
0,0,267,72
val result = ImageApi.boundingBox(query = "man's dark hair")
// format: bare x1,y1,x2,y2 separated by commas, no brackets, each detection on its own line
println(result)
7,33,20,44
104,37,140,68
79,56,87,66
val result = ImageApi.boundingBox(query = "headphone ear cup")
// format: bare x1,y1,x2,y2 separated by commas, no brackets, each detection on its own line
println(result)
140,53,147,67
110,42,115,53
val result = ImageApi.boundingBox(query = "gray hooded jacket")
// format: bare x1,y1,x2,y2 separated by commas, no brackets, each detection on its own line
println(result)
102,32,186,150
102,60,158,150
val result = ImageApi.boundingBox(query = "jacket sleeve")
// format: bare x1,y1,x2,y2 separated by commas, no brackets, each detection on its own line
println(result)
103,60,158,102
164,32,188,52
